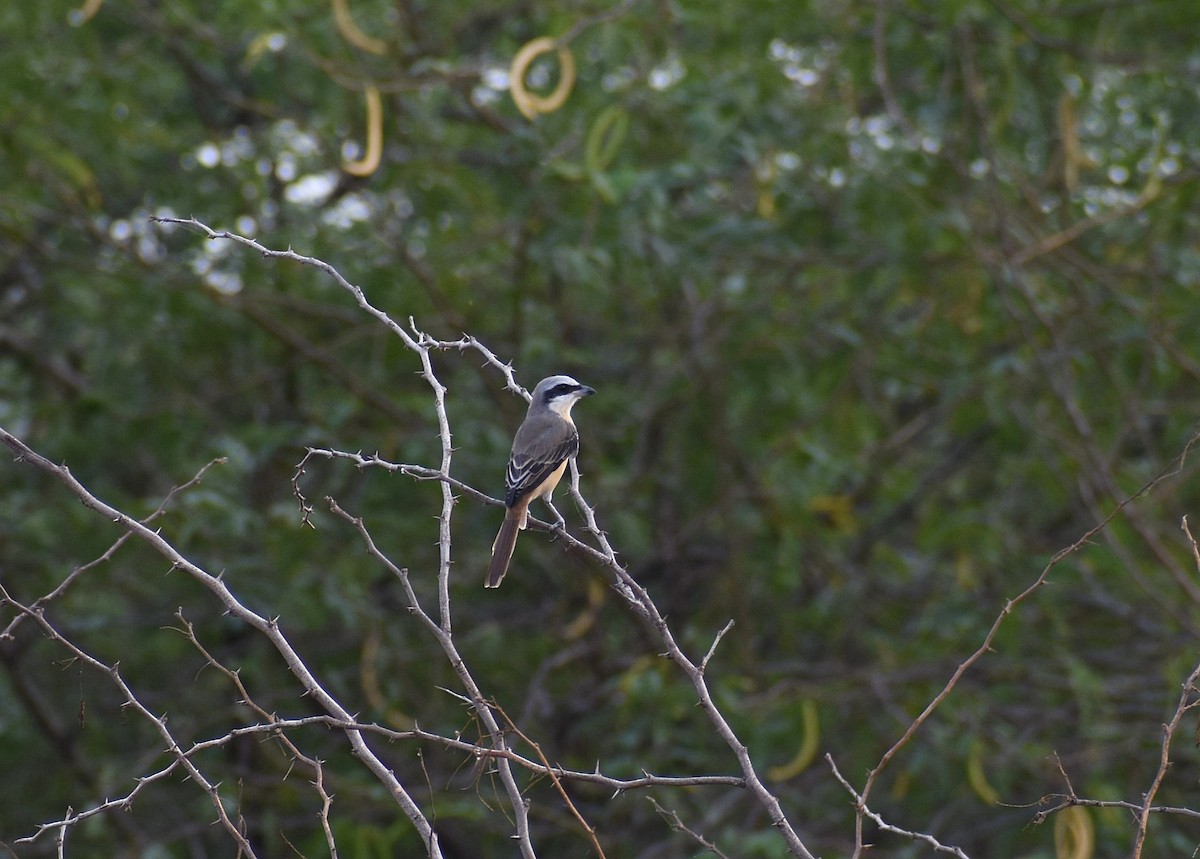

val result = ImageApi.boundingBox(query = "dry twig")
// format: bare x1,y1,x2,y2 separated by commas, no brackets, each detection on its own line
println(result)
153,217,815,858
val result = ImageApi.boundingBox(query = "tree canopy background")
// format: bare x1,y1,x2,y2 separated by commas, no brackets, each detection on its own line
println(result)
2,1,1200,857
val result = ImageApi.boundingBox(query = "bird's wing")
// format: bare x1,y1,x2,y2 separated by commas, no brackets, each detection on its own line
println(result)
505,415,579,507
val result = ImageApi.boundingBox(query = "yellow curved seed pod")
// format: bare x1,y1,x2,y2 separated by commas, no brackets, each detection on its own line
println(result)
563,577,607,640
73,0,104,23
1054,806,1094,859
344,85,383,177
585,105,629,174
767,699,820,780
332,0,387,55
966,738,1000,805
510,37,575,120
360,624,413,728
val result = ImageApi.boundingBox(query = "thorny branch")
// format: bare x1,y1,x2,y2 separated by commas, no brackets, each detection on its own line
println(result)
16,697,744,847
1027,538,1200,859
5,217,1198,856
0,455,227,642
0,429,746,855
174,610,341,859
1130,518,1200,859
0,585,259,857
0,426,444,859
497,706,607,859
648,797,731,859
325,497,539,859
151,217,816,856
829,432,1200,858
1030,752,1200,831
826,755,970,859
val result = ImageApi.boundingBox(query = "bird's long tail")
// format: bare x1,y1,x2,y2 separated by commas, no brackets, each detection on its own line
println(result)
486,507,525,588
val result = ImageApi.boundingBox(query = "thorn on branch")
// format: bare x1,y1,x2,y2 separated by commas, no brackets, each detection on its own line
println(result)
700,619,735,674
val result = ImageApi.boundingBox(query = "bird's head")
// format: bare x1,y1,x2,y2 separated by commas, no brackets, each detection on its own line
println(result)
530,375,595,419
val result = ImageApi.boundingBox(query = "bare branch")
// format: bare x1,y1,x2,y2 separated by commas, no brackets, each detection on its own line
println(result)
648,797,730,859
843,428,1200,857
55,808,70,859
175,611,340,858
593,545,814,856
153,217,425,352
1130,518,1200,858
827,754,971,859
297,448,613,568
325,497,538,859
700,620,735,675
156,219,816,859
0,456,227,642
20,699,741,846
498,706,607,859
0,586,259,856
0,426,444,858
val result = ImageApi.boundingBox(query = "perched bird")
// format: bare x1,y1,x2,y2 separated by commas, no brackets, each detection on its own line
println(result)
486,375,595,588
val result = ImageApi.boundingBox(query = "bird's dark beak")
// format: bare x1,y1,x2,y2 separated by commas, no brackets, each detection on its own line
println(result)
578,385,596,397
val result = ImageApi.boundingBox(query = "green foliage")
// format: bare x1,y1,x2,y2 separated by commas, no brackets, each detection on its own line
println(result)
2,0,1200,857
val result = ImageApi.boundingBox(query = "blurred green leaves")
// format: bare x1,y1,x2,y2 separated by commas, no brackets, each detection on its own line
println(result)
2,0,1199,856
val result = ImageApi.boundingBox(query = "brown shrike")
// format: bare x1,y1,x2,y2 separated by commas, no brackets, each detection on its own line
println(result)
485,375,595,588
